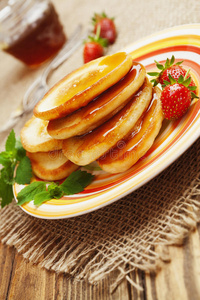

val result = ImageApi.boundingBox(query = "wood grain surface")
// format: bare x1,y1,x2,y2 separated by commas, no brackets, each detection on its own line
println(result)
1,224,200,300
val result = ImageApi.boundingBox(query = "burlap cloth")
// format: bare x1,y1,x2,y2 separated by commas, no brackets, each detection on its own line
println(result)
0,0,200,291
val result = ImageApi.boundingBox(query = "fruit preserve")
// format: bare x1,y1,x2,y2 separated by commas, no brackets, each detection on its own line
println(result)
0,0,66,67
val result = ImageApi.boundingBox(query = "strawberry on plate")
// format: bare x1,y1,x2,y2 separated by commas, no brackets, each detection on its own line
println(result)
92,12,117,44
83,26,108,63
160,73,198,120
148,55,197,94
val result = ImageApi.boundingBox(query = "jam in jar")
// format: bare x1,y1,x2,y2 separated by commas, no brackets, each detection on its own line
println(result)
0,0,66,67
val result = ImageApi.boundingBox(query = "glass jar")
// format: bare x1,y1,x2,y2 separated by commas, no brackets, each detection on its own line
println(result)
0,0,67,67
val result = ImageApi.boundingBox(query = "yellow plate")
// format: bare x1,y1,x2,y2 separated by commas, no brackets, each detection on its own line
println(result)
14,24,200,219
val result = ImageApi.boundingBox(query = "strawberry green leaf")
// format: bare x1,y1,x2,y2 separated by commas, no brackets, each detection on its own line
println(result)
188,86,197,91
168,74,177,85
175,60,184,65
178,75,184,84
86,30,108,48
150,79,158,86
165,58,170,69
155,60,164,70
182,76,191,87
163,80,171,86
170,55,175,66
191,92,199,99
147,72,160,76
184,69,190,81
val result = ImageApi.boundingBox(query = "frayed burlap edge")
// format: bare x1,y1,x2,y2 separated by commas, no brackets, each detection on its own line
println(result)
0,138,200,292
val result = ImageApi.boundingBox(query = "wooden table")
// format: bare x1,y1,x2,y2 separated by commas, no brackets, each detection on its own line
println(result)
1,225,200,300
0,0,200,299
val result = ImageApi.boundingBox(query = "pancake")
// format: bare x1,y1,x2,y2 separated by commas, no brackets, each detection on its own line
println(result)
98,87,164,173
47,62,146,139
21,116,63,153
62,78,153,165
34,52,133,121
27,150,79,181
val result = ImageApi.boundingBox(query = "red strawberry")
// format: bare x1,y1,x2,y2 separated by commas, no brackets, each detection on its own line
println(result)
161,83,191,120
92,12,117,44
160,74,198,120
160,64,188,84
83,27,108,63
83,41,104,63
148,55,197,94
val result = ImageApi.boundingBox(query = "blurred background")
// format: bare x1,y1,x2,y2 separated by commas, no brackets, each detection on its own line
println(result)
0,0,199,131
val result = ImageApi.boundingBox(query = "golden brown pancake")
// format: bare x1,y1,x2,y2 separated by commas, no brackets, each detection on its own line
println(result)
47,62,146,139
98,87,164,173
34,52,133,121
62,78,153,166
27,150,79,181
21,116,63,153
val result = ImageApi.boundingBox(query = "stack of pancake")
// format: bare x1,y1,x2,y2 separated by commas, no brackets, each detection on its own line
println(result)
21,52,164,181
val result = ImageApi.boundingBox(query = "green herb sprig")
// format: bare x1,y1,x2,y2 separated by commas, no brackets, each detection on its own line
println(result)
17,170,94,207
0,130,32,208
0,130,94,208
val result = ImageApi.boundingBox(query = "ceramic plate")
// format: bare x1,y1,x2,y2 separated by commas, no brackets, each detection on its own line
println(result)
14,24,200,219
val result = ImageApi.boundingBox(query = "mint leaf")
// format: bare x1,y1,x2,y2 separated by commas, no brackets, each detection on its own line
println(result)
61,180,83,195
17,181,46,205
5,129,16,152
48,183,64,199
75,170,94,187
16,170,94,207
15,138,26,161
0,152,12,167
34,191,52,206
0,178,13,207
84,162,102,171
15,156,32,184
1,166,14,185
60,170,94,195
0,130,35,208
